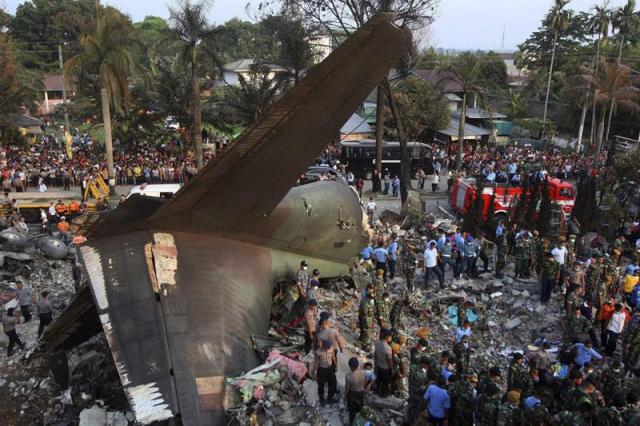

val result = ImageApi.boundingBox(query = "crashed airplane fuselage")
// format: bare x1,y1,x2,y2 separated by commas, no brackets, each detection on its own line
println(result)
44,13,411,425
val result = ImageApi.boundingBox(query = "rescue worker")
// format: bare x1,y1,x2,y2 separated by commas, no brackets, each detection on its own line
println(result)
303,299,319,353
515,232,532,279
36,290,53,337
475,383,501,426
314,339,337,407
15,281,32,322
449,371,476,425
495,231,507,279
540,251,559,305
402,242,417,291
345,357,366,424
497,390,522,426
2,308,25,356
375,291,390,329
359,291,375,351
390,342,405,397
407,357,431,425
374,329,394,397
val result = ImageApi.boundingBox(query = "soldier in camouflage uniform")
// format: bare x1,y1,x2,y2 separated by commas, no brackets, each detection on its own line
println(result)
475,383,502,426
564,307,593,343
585,256,603,304
407,357,431,425
515,233,532,278
566,234,577,266
495,233,507,279
565,283,583,314
375,291,390,329
389,296,404,331
453,335,471,376
522,387,550,426
390,343,405,397
507,353,528,390
373,268,386,296
497,390,522,426
601,361,625,405
402,243,417,291
358,292,375,351
623,312,640,374
553,401,594,426
449,372,477,425
540,251,558,305
597,392,626,426
531,230,542,275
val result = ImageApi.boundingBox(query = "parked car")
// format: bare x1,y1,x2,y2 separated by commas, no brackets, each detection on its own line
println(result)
298,166,343,185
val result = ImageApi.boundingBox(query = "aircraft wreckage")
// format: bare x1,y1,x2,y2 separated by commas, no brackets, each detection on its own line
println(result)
41,14,411,425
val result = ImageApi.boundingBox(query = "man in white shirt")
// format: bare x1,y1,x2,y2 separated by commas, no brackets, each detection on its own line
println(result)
366,198,376,226
605,303,626,356
424,241,444,288
551,237,568,288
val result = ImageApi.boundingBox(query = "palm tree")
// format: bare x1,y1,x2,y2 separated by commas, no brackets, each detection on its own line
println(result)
225,64,287,124
541,0,572,141
65,6,138,194
605,0,639,141
438,52,489,171
581,59,640,166
169,0,217,171
589,1,612,144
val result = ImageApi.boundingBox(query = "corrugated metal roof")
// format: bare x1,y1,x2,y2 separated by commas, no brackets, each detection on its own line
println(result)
465,108,507,119
438,114,490,138
341,113,374,135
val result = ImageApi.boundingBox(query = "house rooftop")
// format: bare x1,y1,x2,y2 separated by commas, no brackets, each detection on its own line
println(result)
411,69,464,92
341,113,373,135
222,59,286,73
438,114,490,138
465,108,507,120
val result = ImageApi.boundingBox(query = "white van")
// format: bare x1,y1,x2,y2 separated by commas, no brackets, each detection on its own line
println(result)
127,183,183,200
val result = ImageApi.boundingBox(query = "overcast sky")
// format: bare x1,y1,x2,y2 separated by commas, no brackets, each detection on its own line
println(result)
4,0,633,50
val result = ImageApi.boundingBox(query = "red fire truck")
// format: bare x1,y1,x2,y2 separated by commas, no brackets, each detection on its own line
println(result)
450,177,576,219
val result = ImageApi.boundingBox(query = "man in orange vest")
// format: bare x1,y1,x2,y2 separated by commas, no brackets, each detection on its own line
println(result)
57,216,71,243
68,198,81,217
54,200,66,217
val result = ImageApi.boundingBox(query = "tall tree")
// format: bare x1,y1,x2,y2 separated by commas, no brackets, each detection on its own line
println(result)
65,5,139,194
605,0,640,141
580,58,640,166
541,0,572,140
536,179,552,237
385,76,450,143
169,0,217,170
587,1,612,146
438,52,489,171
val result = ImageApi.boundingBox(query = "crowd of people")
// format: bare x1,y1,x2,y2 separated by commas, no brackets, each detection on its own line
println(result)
293,198,640,424
0,134,222,193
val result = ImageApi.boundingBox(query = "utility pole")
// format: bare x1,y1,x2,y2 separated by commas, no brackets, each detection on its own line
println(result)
501,23,506,51
58,44,71,134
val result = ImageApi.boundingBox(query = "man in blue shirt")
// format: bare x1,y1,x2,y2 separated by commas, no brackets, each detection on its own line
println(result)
424,376,450,425
574,340,602,366
361,243,373,267
387,234,399,280
373,240,388,281
625,260,640,276
454,231,465,275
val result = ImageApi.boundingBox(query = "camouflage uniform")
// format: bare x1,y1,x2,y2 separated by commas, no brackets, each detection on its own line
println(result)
495,234,507,277
541,256,558,304
496,402,521,426
622,405,640,425
475,393,501,426
553,410,592,426
564,313,592,343
507,362,528,390
597,406,625,426
531,235,542,275
389,300,403,331
585,262,603,304
390,353,405,397
449,379,475,425
374,297,390,329
373,275,385,297
407,364,430,424
601,366,624,404
453,341,470,376
515,237,532,278
403,246,417,291
623,314,640,372
358,297,375,350
522,403,550,426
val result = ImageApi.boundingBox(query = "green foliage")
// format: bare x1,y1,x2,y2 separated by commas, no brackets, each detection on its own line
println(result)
506,90,529,120
9,0,96,71
65,5,141,116
479,51,508,87
385,76,450,143
536,179,552,237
